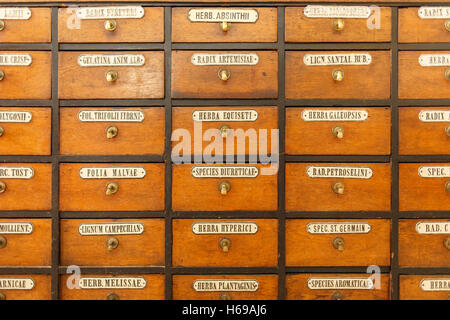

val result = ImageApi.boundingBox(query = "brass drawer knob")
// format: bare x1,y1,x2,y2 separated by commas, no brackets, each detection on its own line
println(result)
0,126,4,137
445,181,450,193
331,291,344,300
0,70,4,81
219,124,230,138
0,236,7,249
445,20,450,32
444,237,450,250
106,237,119,251
445,125,450,137
218,68,231,81
0,181,6,194
104,19,117,32
106,182,119,196
219,293,232,300
332,69,344,82
333,19,344,31
445,69,450,81
220,21,230,32
106,292,120,300
332,181,344,195
332,126,344,139
106,70,118,82
106,125,119,139
0,292,5,300
219,237,231,252
332,236,345,251
218,181,231,195
0,20,5,32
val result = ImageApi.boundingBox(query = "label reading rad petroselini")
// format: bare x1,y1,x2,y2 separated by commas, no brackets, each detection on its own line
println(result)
420,279,450,291
0,54,32,66
418,166,450,178
78,110,145,122
192,110,258,122
0,111,32,123
0,222,33,234
0,167,34,179
303,53,372,66
191,166,259,178
0,278,34,290
78,277,147,289
418,7,450,19
0,8,31,19
76,6,145,19
307,278,374,290
78,54,146,67
193,280,259,292
79,167,146,179
419,110,450,122
302,109,368,122
188,9,259,23
79,223,145,236
306,166,373,179
191,53,259,66
307,222,371,234
418,54,450,67
416,221,450,234
304,6,372,19
192,222,258,235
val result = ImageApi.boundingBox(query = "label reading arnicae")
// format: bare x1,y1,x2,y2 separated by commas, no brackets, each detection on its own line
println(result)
191,166,259,178
0,54,32,66
79,223,145,236
418,54,450,67
188,9,259,23
307,222,371,234
0,278,34,290
418,110,450,122
192,222,258,235
78,277,147,289
191,53,259,66
0,167,34,179
418,7,450,19
192,280,259,292
192,110,258,122
0,111,32,123
0,8,31,20
76,6,145,19
79,167,146,179
301,109,368,122
416,221,450,234
304,6,372,18
78,54,146,67
418,166,450,178
307,277,374,290
420,279,450,291
303,53,372,66
306,166,373,179
78,110,145,122
0,222,33,234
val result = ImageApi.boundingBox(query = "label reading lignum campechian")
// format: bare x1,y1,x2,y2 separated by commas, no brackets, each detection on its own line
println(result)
306,166,373,179
78,277,147,289
188,8,259,23
418,166,450,178
420,279,450,291
307,277,374,290
301,109,368,122
303,53,372,66
192,222,258,235
191,166,259,178
0,54,32,66
418,7,450,19
79,167,146,179
79,223,145,236
0,8,31,20
76,6,145,19
418,110,450,122
192,110,258,122
191,53,259,66
306,222,371,234
0,111,32,123
0,167,34,179
418,54,450,67
303,6,372,19
0,222,33,234
78,54,146,67
0,278,34,290
192,280,259,292
78,110,145,122
416,221,450,234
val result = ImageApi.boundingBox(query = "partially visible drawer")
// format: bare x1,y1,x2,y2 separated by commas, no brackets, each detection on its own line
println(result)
400,275,450,300
58,7,164,43
286,107,391,155
60,107,165,155
59,163,165,211
286,219,391,267
60,219,165,267
286,163,391,212
0,275,51,300
0,107,51,155
58,51,164,99
173,275,278,300
0,8,51,43
399,219,449,267
172,219,278,267
60,274,165,300
0,163,52,211
172,7,277,43
286,274,390,300
285,51,391,100
399,7,450,43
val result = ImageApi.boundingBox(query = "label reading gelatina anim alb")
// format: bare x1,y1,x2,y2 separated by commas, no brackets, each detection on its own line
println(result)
78,110,145,122
301,109,368,122
78,54,145,67
188,9,259,22
191,53,259,66
306,166,373,179
303,53,372,66
191,166,259,178
192,110,258,122
79,167,146,179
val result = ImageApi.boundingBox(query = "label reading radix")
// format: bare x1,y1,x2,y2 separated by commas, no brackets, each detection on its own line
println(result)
76,6,145,19
419,110,450,122
419,54,450,67
0,8,31,20
192,110,258,122
78,110,145,122
302,109,368,122
0,111,32,123
304,53,372,66
307,222,371,234
0,167,34,179
0,54,32,66
0,278,34,290
78,277,147,289
416,221,450,234
0,223,33,234
188,9,259,23
304,6,372,19
420,279,450,291
191,53,259,66
79,223,145,236
306,166,373,179
78,54,145,67
418,166,450,178
418,7,450,19
191,166,259,178
79,167,146,179
192,280,259,292
192,222,258,235
307,277,374,290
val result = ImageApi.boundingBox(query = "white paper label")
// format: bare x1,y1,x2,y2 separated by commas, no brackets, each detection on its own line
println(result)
78,277,147,289
192,222,258,235
419,54,450,67
418,166,450,178
78,54,145,67
307,222,371,234
418,110,450,122
304,6,372,19
188,9,259,23
420,279,450,291
0,278,34,290
0,54,32,66
78,110,145,122
192,110,258,122
304,53,372,66
191,53,259,66
0,8,31,20
306,166,373,179
79,167,146,179
0,222,33,234
76,6,145,19
0,167,34,179
307,277,374,290
0,111,32,123
191,166,259,178
416,221,450,234
192,280,259,292
79,223,145,236
302,109,368,122
418,7,450,19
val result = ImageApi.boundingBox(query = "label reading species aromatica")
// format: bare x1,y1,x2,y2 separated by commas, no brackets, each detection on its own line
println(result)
307,277,374,290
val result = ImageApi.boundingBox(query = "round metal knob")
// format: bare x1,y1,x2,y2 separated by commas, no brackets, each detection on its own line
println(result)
331,291,344,300
0,181,6,194
218,68,231,81
444,237,450,250
332,126,344,139
106,237,119,251
333,19,345,31
0,236,6,249
0,20,5,32
445,181,450,193
219,237,231,252
0,126,4,137
332,237,345,252
219,124,230,138
445,125,450,137
0,70,4,81
332,69,344,82
219,293,232,300
445,69,450,81
0,293,5,300
106,182,119,196
218,181,231,195
106,125,119,139
106,292,120,300
106,70,118,82
104,19,117,32
220,21,230,32
332,182,344,195
445,20,450,32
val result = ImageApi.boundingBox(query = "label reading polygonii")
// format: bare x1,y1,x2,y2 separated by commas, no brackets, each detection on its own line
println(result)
0,167,34,179
303,53,372,66
79,222,145,236
78,110,145,123
306,166,373,179
78,54,146,67
192,280,259,292
0,54,32,66
418,110,450,122
307,222,371,234
191,166,259,178
416,221,450,234
0,8,32,20
78,277,147,289
418,54,450,67
301,109,368,122
418,166,450,178
192,222,258,235
0,278,35,290
191,53,259,66
192,110,258,122
0,222,33,234
420,279,450,291
303,6,372,19
76,6,145,20
307,277,374,290
418,7,450,19
79,167,146,179
187,9,259,23
0,111,32,123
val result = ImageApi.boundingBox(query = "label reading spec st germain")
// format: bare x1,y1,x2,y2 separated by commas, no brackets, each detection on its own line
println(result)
191,53,259,66
303,53,372,66
418,7,450,19
418,54,450,67
192,222,258,235
192,280,259,292
418,166,450,178
192,110,258,122
418,110,450,122
307,277,374,290
301,109,368,122
0,278,35,290
79,167,146,179
0,54,32,66
416,221,449,234
191,166,259,178
303,6,372,19
0,111,32,123
79,222,145,236
188,8,259,23
0,167,34,179
78,110,145,122
78,277,147,289
0,8,31,20
76,6,145,19
306,166,373,179
420,279,450,291
78,54,146,67
307,222,371,234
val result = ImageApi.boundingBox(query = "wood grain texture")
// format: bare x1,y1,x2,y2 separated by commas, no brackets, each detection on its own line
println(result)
58,51,164,99
286,163,391,212
285,51,391,100
58,7,164,43
286,273,390,300
399,8,450,43
172,7,277,43
286,107,390,155
0,163,52,211
399,51,450,100
172,164,278,211
0,51,51,100
399,163,450,211
0,107,51,155
60,107,165,155
172,106,278,156
286,7,391,43
286,219,391,267
60,274,165,300
172,219,278,267
60,219,165,267
0,219,51,266
0,8,51,43
3,0,444,2
171,50,278,99
0,275,51,300
173,275,278,300
400,275,450,300
59,163,165,211
399,219,450,267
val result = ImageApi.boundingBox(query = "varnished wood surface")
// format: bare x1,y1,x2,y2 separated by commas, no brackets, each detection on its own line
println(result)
400,275,450,300
399,8,450,43
0,275,51,300
0,8,51,43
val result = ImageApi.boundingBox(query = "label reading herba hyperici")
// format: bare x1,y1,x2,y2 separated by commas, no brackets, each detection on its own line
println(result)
301,109,368,122
188,8,259,23
192,222,258,235
420,279,450,291
307,222,371,234
303,53,372,66
78,110,145,122
78,54,145,67
306,166,373,179
78,277,147,289
79,222,145,236
192,280,259,292
303,6,372,19
307,277,374,290
0,111,32,123
418,166,450,178
192,110,258,122
0,8,31,20
0,167,34,179
76,6,145,19
418,7,450,19
0,278,35,290
0,222,33,234
79,167,146,179
416,221,450,234
191,166,259,178
0,54,32,66
191,53,259,66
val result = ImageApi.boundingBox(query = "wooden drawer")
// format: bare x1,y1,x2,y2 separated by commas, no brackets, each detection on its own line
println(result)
400,275,450,300
172,7,277,43
0,8,51,43
399,219,450,267
285,51,391,100
172,164,278,211
172,219,278,267
399,51,450,100
286,107,391,155
59,163,165,212
171,51,278,99
0,51,51,100
0,163,51,211
173,275,278,300
399,7,450,43
60,107,165,156
286,7,391,42
286,219,391,267
60,219,164,267
286,274,390,300
0,107,51,155
286,163,391,212
58,51,164,99
58,7,164,43
399,163,450,211
60,274,165,300
0,219,51,266
0,275,51,300
172,106,278,156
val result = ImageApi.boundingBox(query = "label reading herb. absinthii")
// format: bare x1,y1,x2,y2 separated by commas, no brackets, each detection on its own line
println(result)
188,9,259,23
192,280,259,292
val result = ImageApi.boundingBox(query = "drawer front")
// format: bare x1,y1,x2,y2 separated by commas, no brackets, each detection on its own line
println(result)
285,51,391,100
171,51,278,99
0,163,51,211
400,275,450,300
0,8,51,43
58,7,164,43
399,163,450,211
0,219,51,266
399,8,450,43
59,163,165,212
286,107,391,155
286,274,390,300
173,275,278,300
172,106,278,156
0,107,51,155
286,219,391,267
58,51,164,99
399,219,450,267
60,107,165,156
399,51,450,100
60,274,165,300
0,51,51,100
60,219,165,267
0,275,51,300
286,7,391,43
172,7,277,43
172,164,278,211
286,163,391,212
172,219,278,267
